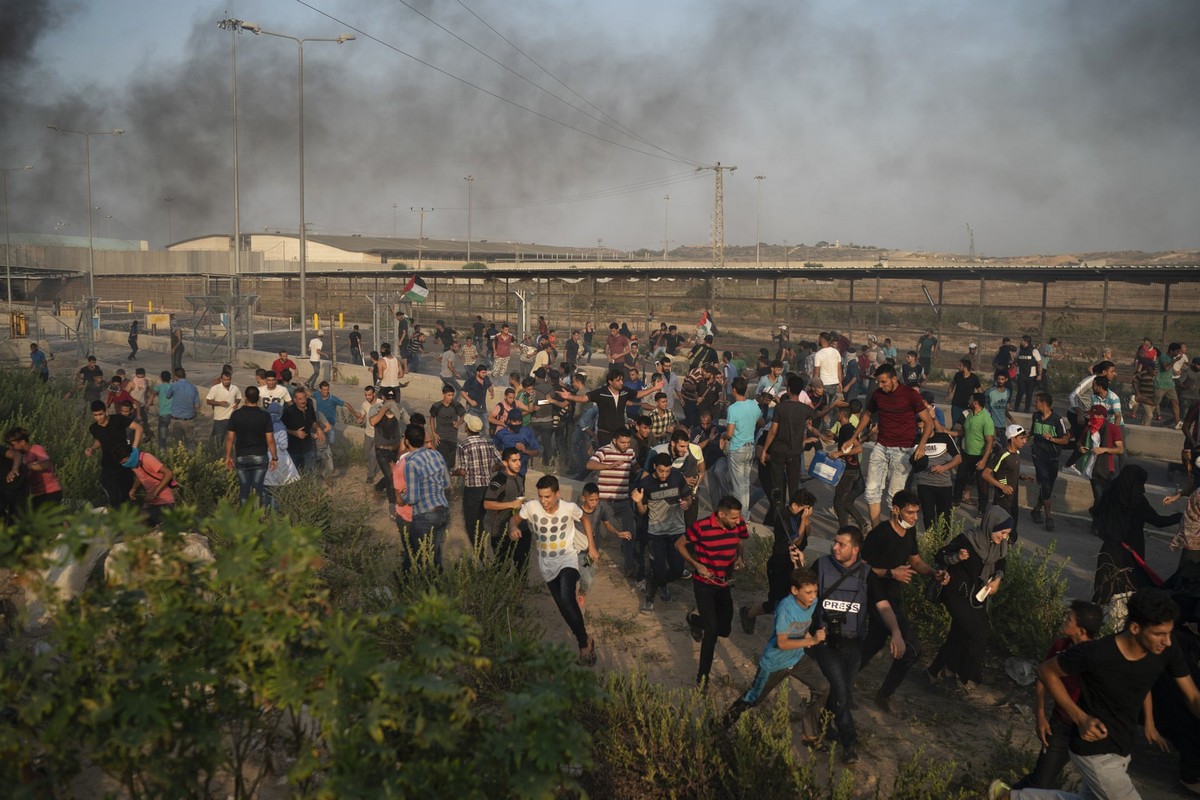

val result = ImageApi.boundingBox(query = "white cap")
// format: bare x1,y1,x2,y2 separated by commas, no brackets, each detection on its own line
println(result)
968,342,977,349
1005,424,1026,439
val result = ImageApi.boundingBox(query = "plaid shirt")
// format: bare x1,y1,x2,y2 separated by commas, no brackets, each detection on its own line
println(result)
402,447,449,514
648,407,675,442
456,435,500,488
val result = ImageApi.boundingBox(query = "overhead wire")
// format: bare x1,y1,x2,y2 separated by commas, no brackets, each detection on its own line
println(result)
451,0,703,167
384,0,703,167
291,0,703,166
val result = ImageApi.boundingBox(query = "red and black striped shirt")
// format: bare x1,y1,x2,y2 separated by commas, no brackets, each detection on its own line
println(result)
685,513,749,586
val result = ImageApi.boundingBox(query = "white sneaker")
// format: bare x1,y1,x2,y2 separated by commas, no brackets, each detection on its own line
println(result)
987,779,1011,800
1176,420,1185,430
1061,465,1083,478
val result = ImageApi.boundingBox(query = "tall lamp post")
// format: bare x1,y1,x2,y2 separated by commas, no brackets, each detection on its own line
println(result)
46,125,123,355
754,174,765,269
238,22,355,355
2,165,33,315
464,175,473,263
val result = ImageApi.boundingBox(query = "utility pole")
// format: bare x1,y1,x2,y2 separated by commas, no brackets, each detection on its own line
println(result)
464,175,473,262
783,239,789,270
392,203,398,237
754,174,765,269
411,207,434,271
663,194,670,264
163,196,175,244
966,222,975,262
697,162,737,271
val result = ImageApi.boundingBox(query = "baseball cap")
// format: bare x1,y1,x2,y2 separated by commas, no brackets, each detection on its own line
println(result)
1005,424,1026,439
968,342,978,349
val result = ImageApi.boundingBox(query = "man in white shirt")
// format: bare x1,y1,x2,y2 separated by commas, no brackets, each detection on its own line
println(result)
206,371,243,446
378,344,404,397
813,332,843,398
360,385,384,484
259,371,292,412
307,331,326,389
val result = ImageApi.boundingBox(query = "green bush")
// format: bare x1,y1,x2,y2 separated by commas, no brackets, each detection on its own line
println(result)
0,503,599,800
157,442,238,517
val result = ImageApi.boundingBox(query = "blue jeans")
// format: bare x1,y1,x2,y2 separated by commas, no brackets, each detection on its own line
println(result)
863,444,915,506
728,443,755,512
532,422,555,466
404,506,449,570
293,449,317,473
571,430,594,480
234,453,269,506
810,640,863,747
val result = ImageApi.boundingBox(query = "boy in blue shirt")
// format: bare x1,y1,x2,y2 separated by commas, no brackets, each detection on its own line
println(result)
724,567,830,746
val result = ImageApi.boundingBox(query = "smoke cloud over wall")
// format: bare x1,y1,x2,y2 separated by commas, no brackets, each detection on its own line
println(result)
2,0,1198,255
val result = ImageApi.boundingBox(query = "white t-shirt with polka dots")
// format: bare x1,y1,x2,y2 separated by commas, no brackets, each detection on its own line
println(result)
519,499,584,582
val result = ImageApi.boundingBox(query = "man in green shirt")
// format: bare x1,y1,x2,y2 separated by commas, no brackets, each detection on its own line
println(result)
1144,344,1184,429
952,392,994,514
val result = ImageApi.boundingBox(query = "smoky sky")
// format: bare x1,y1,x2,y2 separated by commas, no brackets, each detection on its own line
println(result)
2,0,1198,255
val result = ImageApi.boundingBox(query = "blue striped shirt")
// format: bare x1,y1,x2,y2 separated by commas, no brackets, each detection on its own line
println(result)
403,447,449,514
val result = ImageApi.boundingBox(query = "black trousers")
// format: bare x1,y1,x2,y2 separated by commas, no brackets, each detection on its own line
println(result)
690,580,733,681
916,483,953,532
860,604,921,700
1014,375,1037,412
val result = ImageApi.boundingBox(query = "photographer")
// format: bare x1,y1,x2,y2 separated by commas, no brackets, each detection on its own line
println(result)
809,525,906,765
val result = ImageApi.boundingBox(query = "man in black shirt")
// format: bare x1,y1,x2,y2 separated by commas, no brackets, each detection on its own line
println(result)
280,387,320,472
85,400,144,507
946,359,982,427
859,489,947,714
348,325,364,366
224,385,277,506
760,373,819,515
990,588,1200,800
559,368,655,447
482,447,528,563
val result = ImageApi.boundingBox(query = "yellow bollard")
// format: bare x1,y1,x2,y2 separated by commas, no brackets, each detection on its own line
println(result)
128,301,133,313
148,300,153,312
338,312,344,329
313,313,319,331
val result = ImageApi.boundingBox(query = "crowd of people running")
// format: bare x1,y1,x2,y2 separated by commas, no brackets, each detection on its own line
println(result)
5,310,1200,798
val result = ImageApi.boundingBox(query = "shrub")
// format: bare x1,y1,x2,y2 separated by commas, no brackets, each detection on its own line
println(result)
0,503,599,800
158,442,238,517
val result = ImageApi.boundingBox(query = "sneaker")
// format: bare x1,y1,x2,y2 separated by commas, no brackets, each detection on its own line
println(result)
873,692,898,716
687,611,704,643
640,599,654,614
840,745,859,765
739,605,756,635
1030,508,1044,524
987,779,1011,800
659,586,672,602
1181,778,1200,796
680,568,692,580
635,579,647,594
1177,420,1186,430
1045,516,1055,532
1061,465,1083,478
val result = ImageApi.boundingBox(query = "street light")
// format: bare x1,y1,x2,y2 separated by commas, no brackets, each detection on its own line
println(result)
464,175,473,263
1,165,33,315
662,194,670,264
754,174,765,269
46,124,123,355
238,21,355,355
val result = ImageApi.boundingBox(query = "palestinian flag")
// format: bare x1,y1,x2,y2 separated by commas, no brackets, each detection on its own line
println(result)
698,309,718,337
402,275,429,303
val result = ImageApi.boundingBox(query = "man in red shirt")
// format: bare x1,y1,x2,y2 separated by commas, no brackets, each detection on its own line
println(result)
845,363,935,526
105,376,137,416
271,349,298,378
605,322,631,379
676,496,750,689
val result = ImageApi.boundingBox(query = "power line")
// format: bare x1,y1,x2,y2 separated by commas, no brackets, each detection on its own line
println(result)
452,0,701,166
291,0,703,165
386,0,702,167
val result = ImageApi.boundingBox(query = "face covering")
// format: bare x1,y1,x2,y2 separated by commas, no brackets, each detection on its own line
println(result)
898,519,915,530
1087,414,1106,434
